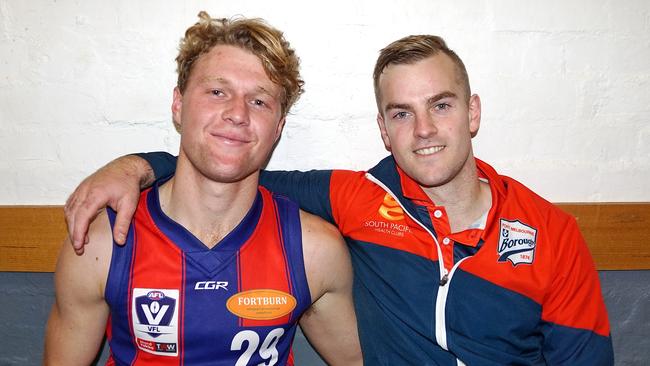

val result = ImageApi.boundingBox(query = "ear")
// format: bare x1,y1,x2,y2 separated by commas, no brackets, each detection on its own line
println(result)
376,112,392,151
468,94,481,138
274,117,286,143
172,87,183,131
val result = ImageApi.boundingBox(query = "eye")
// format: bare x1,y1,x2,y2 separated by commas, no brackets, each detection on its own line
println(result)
392,111,409,119
253,99,266,107
210,89,224,96
434,103,451,111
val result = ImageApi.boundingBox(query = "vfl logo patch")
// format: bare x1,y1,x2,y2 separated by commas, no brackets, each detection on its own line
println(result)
378,193,404,221
132,288,179,356
497,219,537,266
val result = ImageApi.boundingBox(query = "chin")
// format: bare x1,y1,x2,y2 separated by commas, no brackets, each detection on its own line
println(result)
203,165,259,184
411,171,452,188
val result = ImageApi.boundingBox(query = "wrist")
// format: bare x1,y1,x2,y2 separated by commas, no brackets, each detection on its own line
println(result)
119,154,155,190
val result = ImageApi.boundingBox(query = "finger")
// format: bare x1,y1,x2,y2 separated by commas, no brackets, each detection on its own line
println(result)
64,194,78,243
112,201,137,245
74,244,85,256
70,200,101,252
64,186,87,245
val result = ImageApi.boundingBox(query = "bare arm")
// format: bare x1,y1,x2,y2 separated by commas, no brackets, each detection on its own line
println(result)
298,211,363,366
65,155,154,254
44,212,113,365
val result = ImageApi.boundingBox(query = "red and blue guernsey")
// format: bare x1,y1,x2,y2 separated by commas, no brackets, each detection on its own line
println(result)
104,181,311,366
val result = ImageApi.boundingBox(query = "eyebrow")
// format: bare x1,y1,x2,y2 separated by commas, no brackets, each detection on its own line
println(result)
384,91,458,113
255,85,277,99
199,76,278,98
199,76,228,85
384,102,413,113
427,91,458,105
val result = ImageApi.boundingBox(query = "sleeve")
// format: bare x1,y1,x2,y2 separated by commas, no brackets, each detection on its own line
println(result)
259,170,336,225
133,151,177,180
540,216,614,365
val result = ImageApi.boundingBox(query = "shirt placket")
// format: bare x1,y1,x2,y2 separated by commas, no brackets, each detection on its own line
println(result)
427,206,455,274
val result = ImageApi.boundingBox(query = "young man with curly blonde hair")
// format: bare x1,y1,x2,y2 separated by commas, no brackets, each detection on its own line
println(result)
44,12,361,365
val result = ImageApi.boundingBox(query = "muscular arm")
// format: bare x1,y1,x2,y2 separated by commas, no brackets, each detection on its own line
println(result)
298,211,362,365
44,212,113,365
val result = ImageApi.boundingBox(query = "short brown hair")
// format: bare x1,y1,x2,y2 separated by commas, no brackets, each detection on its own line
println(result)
176,11,304,117
373,35,470,107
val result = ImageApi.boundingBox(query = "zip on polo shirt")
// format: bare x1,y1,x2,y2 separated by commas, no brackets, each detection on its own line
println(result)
365,172,469,360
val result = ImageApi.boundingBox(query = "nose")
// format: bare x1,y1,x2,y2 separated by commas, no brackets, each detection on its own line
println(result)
223,96,249,126
413,114,437,138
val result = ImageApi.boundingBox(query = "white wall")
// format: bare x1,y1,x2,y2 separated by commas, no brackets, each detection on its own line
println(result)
1,0,648,204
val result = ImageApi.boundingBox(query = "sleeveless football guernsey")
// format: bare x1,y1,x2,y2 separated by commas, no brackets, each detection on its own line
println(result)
104,182,311,366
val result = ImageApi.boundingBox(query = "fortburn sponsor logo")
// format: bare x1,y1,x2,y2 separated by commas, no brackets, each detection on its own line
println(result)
497,219,537,266
226,289,297,320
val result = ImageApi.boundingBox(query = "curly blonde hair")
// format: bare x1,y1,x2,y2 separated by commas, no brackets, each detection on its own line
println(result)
176,11,304,117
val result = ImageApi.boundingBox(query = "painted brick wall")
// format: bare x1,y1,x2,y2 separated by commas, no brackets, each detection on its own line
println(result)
1,0,649,204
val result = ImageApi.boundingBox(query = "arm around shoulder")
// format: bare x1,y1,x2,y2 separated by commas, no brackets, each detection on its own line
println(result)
298,211,362,365
44,212,114,365
65,154,155,252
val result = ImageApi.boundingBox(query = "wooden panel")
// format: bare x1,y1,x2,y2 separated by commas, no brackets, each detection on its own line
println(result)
0,206,66,272
1,204,649,272
557,203,650,270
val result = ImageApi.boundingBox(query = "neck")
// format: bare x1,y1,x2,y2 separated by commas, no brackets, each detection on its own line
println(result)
421,156,492,233
158,158,259,249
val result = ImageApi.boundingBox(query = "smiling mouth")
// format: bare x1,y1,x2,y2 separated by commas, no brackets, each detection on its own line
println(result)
210,132,250,145
414,146,445,155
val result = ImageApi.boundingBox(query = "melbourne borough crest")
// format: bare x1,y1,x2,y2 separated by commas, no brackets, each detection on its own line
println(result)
497,219,538,266
132,288,180,356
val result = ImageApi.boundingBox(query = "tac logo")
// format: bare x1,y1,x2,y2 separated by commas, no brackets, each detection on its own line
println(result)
132,288,179,356
378,193,404,221
497,219,537,266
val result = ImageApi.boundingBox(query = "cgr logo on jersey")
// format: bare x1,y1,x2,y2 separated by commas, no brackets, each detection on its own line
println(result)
195,280,229,290
132,288,179,356
497,219,537,266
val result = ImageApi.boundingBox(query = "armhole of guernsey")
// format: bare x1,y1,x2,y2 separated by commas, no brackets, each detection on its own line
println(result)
273,194,312,312
105,205,138,308
104,204,140,361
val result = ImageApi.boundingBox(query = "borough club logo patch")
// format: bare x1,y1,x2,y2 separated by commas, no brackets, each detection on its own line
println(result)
497,219,537,266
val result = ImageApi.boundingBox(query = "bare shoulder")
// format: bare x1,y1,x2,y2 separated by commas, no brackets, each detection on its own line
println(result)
72,210,113,264
299,210,348,263
55,210,114,297
299,210,352,301
299,210,344,243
